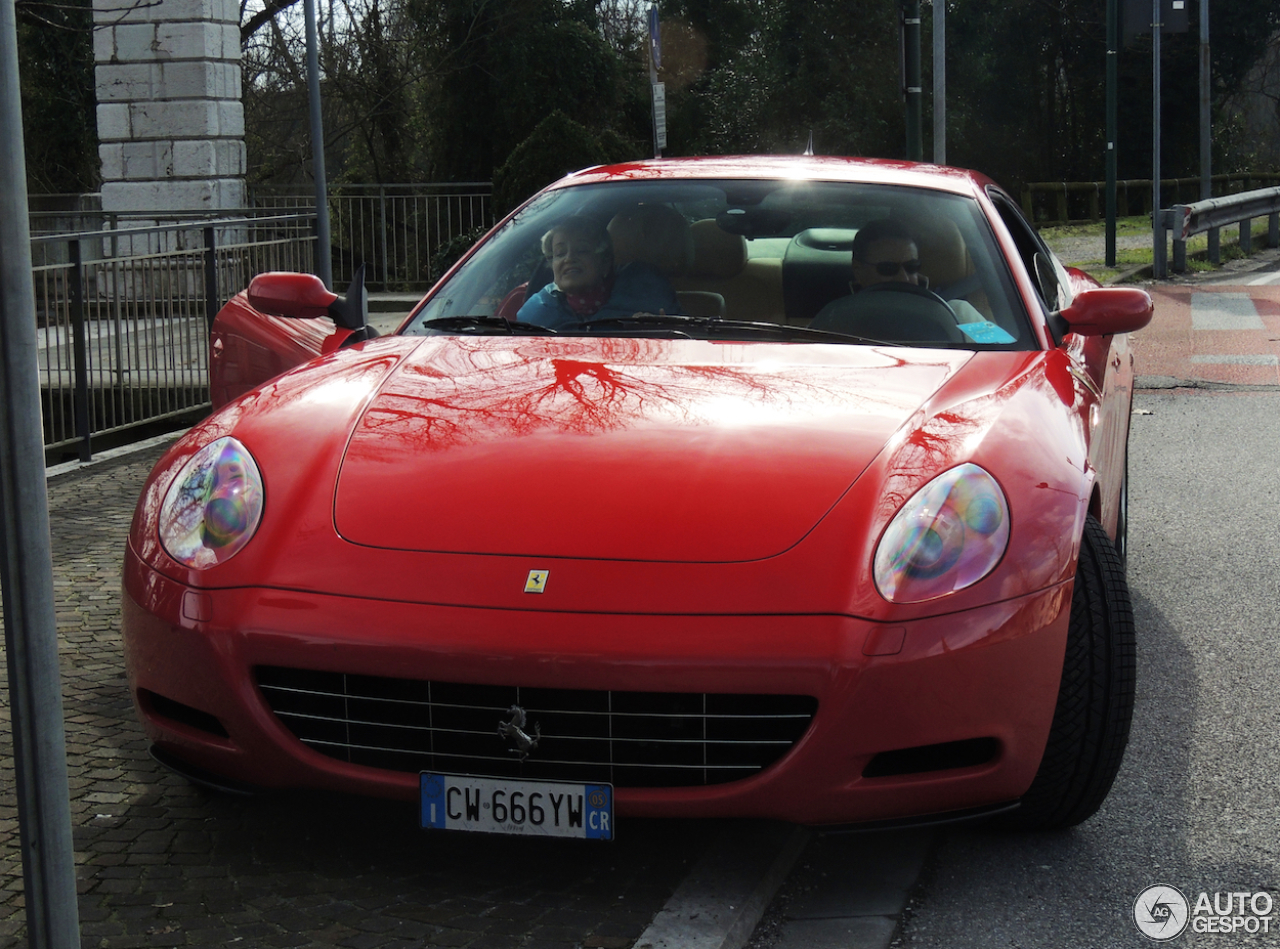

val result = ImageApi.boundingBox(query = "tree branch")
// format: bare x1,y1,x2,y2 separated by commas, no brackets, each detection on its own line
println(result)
242,0,301,44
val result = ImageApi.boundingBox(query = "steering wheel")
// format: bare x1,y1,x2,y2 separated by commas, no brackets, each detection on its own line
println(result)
860,281,953,308
848,282,964,343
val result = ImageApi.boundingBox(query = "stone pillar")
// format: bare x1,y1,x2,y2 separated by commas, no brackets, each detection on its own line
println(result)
92,0,245,215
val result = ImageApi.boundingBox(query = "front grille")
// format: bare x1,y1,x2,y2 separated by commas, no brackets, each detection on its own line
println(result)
255,666,818,788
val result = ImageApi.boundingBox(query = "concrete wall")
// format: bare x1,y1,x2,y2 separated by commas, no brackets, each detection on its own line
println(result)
92,0,246,214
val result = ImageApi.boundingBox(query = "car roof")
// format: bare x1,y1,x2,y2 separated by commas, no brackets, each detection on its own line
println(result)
552,156,997,199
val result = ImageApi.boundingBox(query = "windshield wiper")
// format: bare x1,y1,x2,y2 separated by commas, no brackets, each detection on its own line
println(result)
565,314,889,346
568,314,702,331
421,315,558,336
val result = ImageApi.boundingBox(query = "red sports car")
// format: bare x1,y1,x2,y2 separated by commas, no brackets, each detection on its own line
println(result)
123,157,1151,838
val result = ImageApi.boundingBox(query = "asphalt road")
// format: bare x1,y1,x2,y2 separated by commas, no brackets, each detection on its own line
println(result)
747,260,1280,949
886,387,1280,949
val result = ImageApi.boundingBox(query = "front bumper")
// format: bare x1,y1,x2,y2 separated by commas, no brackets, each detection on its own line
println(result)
122,554,1071,826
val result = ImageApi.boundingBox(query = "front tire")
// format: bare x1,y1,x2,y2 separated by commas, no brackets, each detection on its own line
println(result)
1000,515,1135,830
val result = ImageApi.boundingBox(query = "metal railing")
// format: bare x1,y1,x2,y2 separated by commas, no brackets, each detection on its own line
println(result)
30,212,316,461
1021,173,1280,225
252,182,494,290
1160,186,1280,275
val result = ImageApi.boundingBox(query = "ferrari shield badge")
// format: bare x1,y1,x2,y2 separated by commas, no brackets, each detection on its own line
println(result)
524,569,549,594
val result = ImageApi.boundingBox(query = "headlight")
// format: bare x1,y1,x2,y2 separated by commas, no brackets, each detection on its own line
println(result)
873,463,1010,603
159,436,264,569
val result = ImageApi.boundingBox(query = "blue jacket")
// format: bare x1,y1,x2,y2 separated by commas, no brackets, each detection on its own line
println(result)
517,262,682,329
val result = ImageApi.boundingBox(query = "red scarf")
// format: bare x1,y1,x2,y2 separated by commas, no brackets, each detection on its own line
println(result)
562,273,616,317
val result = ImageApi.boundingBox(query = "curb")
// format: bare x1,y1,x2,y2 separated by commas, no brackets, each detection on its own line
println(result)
636,822,810,949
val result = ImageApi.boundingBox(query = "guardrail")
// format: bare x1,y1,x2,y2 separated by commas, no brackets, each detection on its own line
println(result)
1021,173,1280,225
30,212,316,463
1159,187,1280,275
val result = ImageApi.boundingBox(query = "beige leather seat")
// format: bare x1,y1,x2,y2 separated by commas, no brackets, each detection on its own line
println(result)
902,215,992,318
670,220,785,323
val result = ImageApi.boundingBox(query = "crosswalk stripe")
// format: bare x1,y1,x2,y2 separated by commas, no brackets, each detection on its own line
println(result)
1190,292,1265,330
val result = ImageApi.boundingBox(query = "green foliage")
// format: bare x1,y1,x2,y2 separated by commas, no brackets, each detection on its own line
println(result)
430,223,490,278
417,0,650,183
16,0,99,193
229,0,1279,197
658,0,903,158
942,0,1280,190
492,110,608,214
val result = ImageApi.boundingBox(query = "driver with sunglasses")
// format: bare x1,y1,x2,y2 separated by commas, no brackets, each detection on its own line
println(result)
811,218,983,333
849,218,925,290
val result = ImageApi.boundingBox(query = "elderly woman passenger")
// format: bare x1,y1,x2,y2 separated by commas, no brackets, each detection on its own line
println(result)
517,216,682,329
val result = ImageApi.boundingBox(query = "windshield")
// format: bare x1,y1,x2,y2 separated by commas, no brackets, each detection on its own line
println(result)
403,178,1033,350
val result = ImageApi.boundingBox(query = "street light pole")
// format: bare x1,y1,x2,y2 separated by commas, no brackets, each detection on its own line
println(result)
933,0,945,165
1199,0,1218,262
0,0,82,944
1105,0,1118,267
1151,0,1165,278
903,0,923,161
304,0,332,288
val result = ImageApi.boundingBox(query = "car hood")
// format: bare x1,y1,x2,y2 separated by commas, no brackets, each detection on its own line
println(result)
334,337,973,562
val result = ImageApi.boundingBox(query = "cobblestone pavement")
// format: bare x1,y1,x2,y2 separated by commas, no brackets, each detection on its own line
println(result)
0,445,715,948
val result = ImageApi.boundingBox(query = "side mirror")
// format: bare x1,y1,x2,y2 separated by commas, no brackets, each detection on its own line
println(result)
1054,287,1153,339
246,266,371,335
328,264,369,331
247,272,338,319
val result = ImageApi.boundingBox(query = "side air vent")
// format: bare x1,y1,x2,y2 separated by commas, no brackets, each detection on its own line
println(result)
862,737,999,778
140,689,229,738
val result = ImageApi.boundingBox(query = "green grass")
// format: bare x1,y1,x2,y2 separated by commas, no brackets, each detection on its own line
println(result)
1041,215,1151,239
1040,215,1277,283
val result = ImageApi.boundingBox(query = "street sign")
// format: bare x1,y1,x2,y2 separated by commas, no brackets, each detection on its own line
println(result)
649,5,661,71
1124,0,1189,43
653,82,667,152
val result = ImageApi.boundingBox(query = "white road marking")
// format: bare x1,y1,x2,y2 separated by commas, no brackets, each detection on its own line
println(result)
1190,292,1264,330
1245,269,1280,286
1189,354,1279,366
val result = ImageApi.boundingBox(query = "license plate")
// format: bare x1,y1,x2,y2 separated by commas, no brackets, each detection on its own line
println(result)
419,773,614,840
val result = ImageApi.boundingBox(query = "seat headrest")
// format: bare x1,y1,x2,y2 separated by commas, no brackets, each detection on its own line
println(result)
608,204,693,276
687,219,747,279
901,216,971,287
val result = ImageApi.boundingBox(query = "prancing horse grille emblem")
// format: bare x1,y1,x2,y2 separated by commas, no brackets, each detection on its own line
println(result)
497,705,541,759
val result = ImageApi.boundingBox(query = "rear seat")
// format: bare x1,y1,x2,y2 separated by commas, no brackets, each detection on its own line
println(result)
608,205,723,318
608,207,786,323
670,220,785,324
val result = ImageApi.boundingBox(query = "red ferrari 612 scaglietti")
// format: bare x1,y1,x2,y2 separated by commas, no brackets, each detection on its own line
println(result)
123,157,1152,839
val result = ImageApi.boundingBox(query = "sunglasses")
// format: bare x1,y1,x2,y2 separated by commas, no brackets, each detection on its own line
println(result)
870,259,923,277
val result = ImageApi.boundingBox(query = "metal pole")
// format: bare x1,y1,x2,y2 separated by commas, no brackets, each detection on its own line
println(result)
904,0,923,161
1151,0,1165,278
69,240,91,462
932,0,945,164
1105,0,1118,267
203,224,219,328
1199,0,1218,263
304,0,332,289
0,0,83,945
